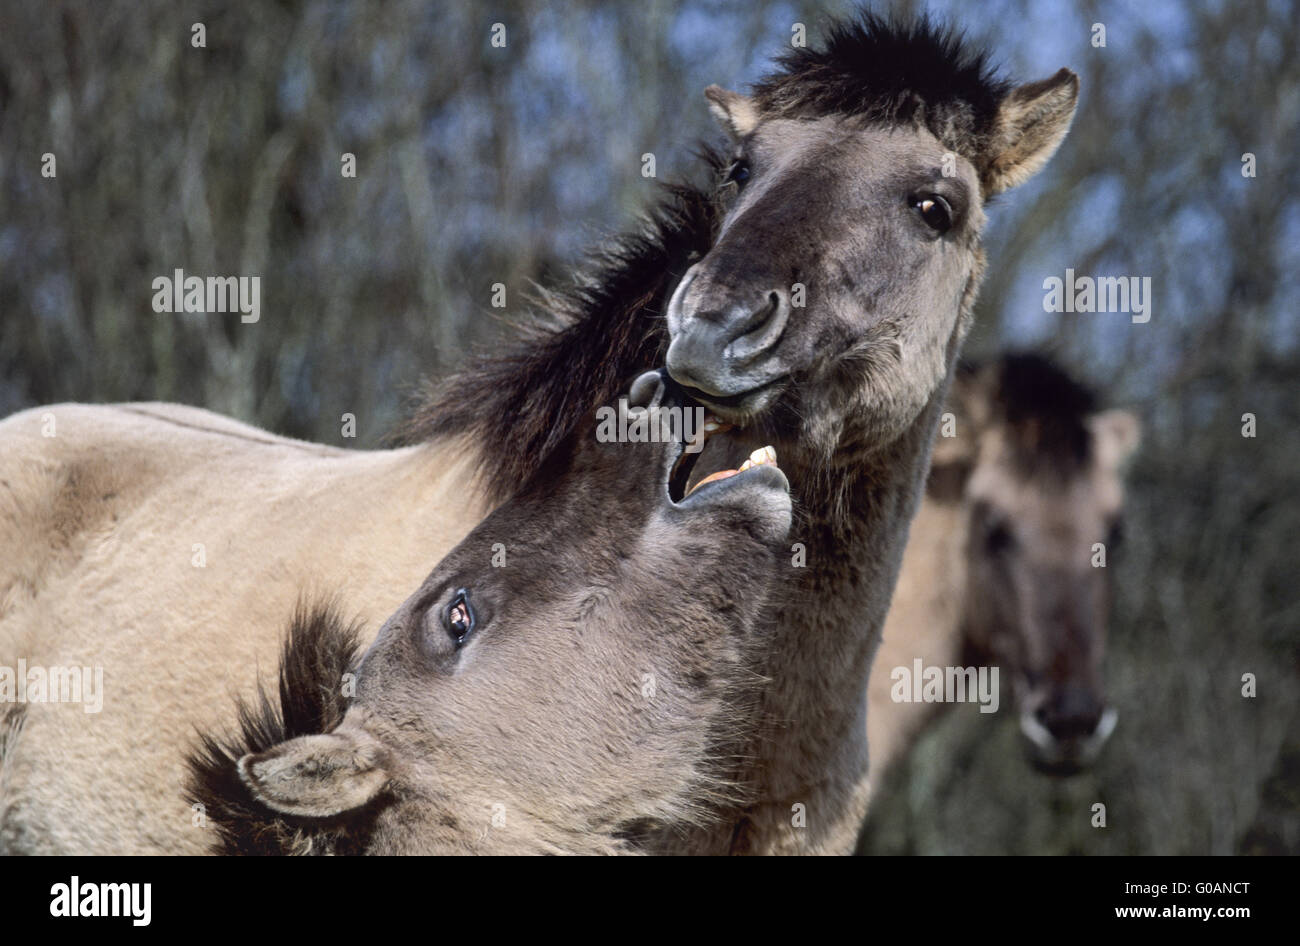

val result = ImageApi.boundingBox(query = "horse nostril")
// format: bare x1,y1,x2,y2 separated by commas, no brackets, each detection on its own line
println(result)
727,290,790,365
666,277,791,396
1041,700,1103,741
729,294,777,334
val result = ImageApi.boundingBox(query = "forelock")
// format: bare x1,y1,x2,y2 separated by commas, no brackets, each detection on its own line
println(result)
988,352,1098,479
750,12,1012,160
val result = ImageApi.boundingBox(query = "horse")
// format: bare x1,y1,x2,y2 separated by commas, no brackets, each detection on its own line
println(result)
867,353,1140,802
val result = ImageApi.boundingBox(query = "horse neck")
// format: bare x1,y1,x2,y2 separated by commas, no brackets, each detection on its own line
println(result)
791,395,949,709
726,389,953,850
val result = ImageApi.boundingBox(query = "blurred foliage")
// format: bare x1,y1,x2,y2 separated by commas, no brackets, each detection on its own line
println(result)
1,0,1296,853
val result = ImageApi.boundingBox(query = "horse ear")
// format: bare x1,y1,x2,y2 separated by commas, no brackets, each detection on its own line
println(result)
237,729,389,818
705,85,761,139
983,68,1079,196
1089,408,1142,472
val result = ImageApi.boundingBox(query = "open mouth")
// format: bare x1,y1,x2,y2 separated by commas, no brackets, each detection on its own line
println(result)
626,367,788,506
667,412,785,503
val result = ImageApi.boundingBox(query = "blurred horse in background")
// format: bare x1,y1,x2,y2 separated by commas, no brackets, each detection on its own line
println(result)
867,352,1139,798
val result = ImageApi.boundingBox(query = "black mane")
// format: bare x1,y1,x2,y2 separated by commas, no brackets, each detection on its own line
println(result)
184,603,375,855
752,12,1010,158
398,151,725,504
989,352,1098,476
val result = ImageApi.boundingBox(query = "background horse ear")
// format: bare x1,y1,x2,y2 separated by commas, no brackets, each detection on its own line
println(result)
705,85,761,139
237,728,389,818
982,68,1080,196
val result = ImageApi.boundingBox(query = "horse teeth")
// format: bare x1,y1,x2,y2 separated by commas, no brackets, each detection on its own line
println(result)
737,446,777,473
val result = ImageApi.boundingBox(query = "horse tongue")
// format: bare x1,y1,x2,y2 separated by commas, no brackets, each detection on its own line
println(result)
688,468,741,494
684,446,779,497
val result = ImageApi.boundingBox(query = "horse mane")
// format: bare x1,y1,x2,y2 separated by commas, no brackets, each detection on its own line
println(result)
184,602,377,855
398,150,726,505
988,351,1098,476
752,12,1011,160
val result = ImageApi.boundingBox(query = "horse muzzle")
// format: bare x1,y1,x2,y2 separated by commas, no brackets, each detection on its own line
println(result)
665,266,791,413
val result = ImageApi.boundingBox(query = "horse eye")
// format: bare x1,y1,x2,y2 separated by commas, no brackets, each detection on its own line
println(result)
725,159,751,190
912,194,952,233
986,521,1014,554
444,589,474,646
